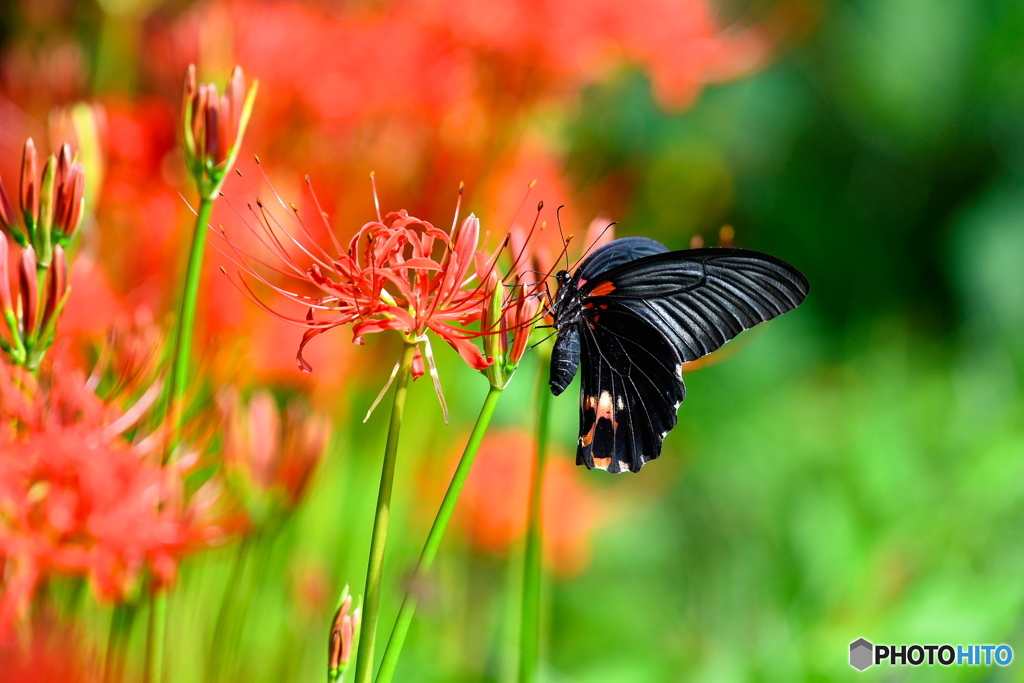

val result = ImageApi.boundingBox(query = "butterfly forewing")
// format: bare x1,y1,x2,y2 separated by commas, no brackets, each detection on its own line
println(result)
553,240,809,473
580,248,809,362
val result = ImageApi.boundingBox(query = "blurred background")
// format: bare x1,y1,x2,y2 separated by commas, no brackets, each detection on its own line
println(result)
3,0,1024,681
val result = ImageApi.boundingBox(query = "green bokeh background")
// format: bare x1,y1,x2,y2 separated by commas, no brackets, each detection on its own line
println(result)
6,0,1024,681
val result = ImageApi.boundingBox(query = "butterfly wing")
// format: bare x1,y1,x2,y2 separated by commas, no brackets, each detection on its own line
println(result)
574,247,809,472
576,236,669,280
576,302,685,473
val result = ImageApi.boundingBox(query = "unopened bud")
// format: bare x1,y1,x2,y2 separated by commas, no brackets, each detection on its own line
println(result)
36,153,57,266
0,233,11,314
18,247,37,338
43,245,68,328
20,139,38,229
182,64,258,199
0,173,14,234
328,587,360,682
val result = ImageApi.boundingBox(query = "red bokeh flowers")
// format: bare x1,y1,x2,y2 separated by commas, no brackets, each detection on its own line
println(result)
220,388,330,527
0,362,231,635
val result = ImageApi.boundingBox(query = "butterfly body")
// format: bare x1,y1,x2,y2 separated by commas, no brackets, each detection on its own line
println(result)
549,237,809,473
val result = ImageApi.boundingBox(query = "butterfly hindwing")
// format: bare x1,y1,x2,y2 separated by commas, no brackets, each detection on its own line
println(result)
555,240,809,473
576,301,685,472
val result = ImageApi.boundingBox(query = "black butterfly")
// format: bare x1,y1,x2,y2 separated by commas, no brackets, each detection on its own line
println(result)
549,236,809,473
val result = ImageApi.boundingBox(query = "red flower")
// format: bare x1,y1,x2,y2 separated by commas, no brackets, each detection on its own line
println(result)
220,389,330,526
0,362,234,634
219,180,529,378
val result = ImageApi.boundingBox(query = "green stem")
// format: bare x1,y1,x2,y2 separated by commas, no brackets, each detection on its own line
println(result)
144,589,166,683
166,196,215,446
519,354,552,683
376,385,505,682
105,602,137,683
145,196,214,683
209,537,254,683
353,341,418,683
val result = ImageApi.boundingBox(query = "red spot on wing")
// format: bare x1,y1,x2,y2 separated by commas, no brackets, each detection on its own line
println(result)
590,281,616,297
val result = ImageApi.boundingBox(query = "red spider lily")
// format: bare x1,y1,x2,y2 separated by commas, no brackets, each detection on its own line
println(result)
0,234,70,370
217,177,543,414
0,618,102,681
182,64,258,199
220,389,330,526
0,362,236,635
0,139,85,265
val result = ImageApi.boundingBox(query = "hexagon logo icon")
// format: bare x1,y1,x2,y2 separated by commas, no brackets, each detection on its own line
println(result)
850,638,873,671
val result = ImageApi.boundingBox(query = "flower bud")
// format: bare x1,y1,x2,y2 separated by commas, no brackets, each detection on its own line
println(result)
328,587,360,682
0,173,15,236
42,244,69,333
52,144,85,243
221,390,330,527
35,152,57,267
0,233,12,315
19,139,38,234
182,64,258,199
17,247,37,339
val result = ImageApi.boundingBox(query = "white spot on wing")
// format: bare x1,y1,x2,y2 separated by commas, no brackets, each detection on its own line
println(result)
597,391,615,419
618,460,630,472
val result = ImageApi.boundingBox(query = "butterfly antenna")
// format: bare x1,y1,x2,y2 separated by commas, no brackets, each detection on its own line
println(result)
504,200,545,284
526,330,557,352
555,205,570,271
546,231,574,277
571,220,617,270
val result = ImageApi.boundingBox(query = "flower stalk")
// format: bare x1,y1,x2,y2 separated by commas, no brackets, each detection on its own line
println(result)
520,344,553,683
352,339,418,683
146,63,257,683
376,384,505,683
165,195,214,446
